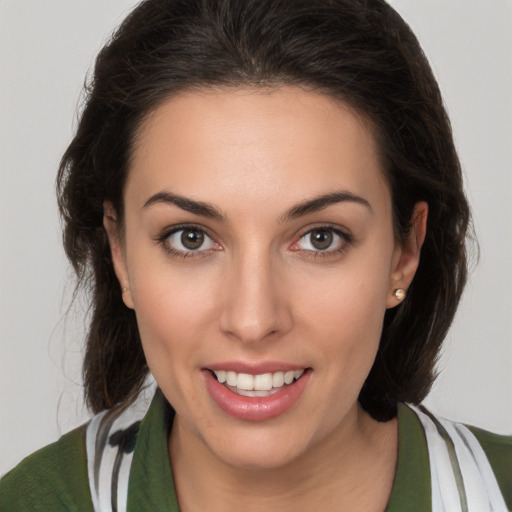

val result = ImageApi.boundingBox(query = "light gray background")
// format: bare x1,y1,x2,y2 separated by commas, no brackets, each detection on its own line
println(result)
1,1,511,475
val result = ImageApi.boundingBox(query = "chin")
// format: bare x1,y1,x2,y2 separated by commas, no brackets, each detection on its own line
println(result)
211,442,303,471
198,421,316,471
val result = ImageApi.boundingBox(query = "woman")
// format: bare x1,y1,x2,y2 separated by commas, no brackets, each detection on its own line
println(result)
1,0,510,510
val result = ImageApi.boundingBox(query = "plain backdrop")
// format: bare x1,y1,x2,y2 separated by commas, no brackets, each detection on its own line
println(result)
1,0,511,475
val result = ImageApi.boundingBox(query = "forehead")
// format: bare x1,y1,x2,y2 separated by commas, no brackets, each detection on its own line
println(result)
127,86,390,215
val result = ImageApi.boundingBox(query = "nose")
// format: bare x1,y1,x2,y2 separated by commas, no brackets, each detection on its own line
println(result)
218,249,292,344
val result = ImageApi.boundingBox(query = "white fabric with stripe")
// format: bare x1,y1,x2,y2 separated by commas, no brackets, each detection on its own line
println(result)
410,405,508,512
86,382,156,512
86,393,508,512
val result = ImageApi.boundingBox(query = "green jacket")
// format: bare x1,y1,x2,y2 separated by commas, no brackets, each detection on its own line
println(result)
1,391,511,511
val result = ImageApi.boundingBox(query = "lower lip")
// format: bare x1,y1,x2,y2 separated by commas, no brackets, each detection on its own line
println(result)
203,369,311,421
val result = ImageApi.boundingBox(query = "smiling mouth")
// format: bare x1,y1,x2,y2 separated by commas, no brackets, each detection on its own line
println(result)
210,369,307,397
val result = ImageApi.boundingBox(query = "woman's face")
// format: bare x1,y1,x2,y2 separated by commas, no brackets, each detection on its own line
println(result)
106,86,425,469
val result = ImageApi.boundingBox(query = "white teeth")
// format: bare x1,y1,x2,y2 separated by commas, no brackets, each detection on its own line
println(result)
215,370,226,383
237,373,254,390
226,371,237,386
272,371,284,387
212,369,306,392
254,373,273,391
236,388,282,397
284,371,295,385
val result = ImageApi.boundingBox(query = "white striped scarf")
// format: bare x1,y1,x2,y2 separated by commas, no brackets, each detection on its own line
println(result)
86,397,508,512
86,383,156,512
410,405,508,512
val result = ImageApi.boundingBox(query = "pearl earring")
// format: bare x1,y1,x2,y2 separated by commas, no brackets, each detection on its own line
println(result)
393,288,406,301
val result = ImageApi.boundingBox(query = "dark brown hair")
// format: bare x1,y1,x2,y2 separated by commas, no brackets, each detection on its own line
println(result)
57,0,470,420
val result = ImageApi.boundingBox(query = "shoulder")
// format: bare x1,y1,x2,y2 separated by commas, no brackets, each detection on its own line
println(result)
0,424,94,512
467,424,512,509
408,404,512,510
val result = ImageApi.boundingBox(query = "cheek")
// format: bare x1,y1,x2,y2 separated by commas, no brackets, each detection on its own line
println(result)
129,266,221,417
307,287,386,378
294,252,392,377
298,259,391,338
127,252,220,367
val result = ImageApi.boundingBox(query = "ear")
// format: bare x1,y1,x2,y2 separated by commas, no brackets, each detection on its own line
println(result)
387,201,428,309
103,201,134,309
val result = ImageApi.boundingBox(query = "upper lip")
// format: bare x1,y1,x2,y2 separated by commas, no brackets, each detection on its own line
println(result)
205,361,309,374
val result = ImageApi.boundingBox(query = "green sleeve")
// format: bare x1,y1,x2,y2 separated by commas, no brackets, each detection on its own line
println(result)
468,425,512,511
0,425,94,511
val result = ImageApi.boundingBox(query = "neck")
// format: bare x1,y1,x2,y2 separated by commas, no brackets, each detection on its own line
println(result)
168,406,398,512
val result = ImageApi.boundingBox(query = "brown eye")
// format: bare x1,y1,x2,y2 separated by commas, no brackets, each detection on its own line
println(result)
309,229,333,250
181,229,204,250
294,226,350,255
163,227,217,254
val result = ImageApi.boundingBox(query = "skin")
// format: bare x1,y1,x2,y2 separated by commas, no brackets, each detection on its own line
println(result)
105,86,427,511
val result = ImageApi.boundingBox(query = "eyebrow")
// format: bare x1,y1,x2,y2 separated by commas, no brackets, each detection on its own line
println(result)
280,191,372,222
142,189,371,222
143,191,225,221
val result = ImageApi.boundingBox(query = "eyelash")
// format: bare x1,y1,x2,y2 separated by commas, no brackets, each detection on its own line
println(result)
154,224,353,260
293,225,353,259
154,224,219,260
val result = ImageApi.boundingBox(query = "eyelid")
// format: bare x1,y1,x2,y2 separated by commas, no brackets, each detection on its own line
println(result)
155,223,221,258
154,222,353,260
290,224,353,255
